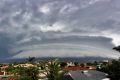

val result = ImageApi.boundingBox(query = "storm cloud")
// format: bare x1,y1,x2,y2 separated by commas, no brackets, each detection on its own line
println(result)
0,0,120,59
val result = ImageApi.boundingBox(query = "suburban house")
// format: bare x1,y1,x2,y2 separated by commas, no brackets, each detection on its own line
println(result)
63,70,110,80
64,66,96,71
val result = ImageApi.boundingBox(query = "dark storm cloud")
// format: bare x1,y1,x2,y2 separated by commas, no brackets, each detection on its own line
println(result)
21,36,114,49
0,0,120,59
0,33,15,58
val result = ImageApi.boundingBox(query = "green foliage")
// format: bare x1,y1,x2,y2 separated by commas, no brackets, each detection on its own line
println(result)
80,63,85,67
45,59,67,80
6,65,19,75
113,46,120,52
98,59,120,80
6,58,67,80
27,56,35,63
6,66,39,80
19,67,39,80
74,62,79,66
60,62,67,68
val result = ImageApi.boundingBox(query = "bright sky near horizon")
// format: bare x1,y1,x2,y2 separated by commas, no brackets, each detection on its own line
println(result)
0,0,120,59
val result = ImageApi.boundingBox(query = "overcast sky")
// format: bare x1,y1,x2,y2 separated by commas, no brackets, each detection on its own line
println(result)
0,0,120,59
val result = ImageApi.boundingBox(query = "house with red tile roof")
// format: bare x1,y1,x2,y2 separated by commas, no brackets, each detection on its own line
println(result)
64,66,96,71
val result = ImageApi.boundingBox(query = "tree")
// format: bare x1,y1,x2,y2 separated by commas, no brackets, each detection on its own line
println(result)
74,62,79,66
44,59,67,80
80,63,85,67
98,59,120,80
27,56,35,63
20,67,39,80
113,46,120,52
60,62,67,68
98,46,120,80
6,66,39,80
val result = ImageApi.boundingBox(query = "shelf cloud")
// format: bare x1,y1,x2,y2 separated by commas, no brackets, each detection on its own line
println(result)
0,0,120,59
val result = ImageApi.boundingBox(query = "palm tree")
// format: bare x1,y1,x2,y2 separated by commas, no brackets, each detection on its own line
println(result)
44,59,67,80
27,56,35,63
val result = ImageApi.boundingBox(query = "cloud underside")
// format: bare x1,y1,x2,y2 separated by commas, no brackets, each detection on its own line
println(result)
12,44,120,59
0,0,120,59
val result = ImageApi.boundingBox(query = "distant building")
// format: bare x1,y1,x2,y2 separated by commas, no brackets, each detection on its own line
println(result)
63,70,110,80
14,63,35,68
67,62,74,67
64,66,96,71
0,65,9,76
